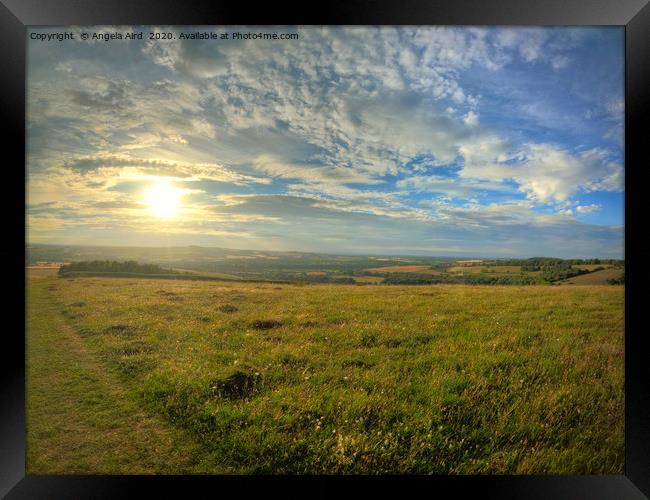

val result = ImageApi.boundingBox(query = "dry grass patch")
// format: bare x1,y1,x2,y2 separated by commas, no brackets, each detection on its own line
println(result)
366,265,440,274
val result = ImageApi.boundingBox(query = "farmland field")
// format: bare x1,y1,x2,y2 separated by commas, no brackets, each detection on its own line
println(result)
447,266,533,275
27,269,624,474
560,267,624,285
573,264,614,272
366,265,441,274
27,244,624,286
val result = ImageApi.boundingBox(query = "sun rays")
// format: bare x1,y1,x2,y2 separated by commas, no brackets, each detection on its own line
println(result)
142,179,185,219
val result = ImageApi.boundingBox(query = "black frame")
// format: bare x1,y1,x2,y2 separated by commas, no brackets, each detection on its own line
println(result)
2,1,649,497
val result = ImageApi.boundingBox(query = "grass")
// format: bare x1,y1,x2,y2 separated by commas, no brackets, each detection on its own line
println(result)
572,264,614,272
350,276,385,284
366,265,440,274
448,265,523,274
561,267,624,285
26,270,208,473
448,265,488,274
171,268,243,280
27,270,624,474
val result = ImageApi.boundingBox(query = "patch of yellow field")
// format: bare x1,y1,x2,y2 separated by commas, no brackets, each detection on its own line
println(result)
573,264,614,271
448,265,522,274
562,267,624,285
366,265,440,274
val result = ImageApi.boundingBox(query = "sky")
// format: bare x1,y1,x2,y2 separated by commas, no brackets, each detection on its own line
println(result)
26,26,624,258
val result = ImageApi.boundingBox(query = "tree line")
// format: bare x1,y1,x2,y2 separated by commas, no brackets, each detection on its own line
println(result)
497,257,623,268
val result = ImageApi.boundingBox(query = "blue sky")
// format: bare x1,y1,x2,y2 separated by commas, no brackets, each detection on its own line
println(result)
26,26,624,258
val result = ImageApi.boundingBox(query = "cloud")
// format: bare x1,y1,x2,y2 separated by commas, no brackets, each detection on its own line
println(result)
396,174,512,199
142,28,230,78
28,75,206,156
62,154,271,185
463,111,479,126
67,79,132,110
575,204,601,214
493,28,582,69
25,26,624,257
190,118,216,139
252,155,382,186
551,55,571,70
460,144,623,203
458,136,510,164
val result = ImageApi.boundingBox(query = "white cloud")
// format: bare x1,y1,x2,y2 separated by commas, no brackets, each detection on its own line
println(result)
191,118,216,139
460,144,623,203
143,28,229,78
253,155,382,185
493,27,586,70
463,111,479,126
458,136,510,163
551,55,571,70
575,204,601,214
396,174,513,199
26,26,624,256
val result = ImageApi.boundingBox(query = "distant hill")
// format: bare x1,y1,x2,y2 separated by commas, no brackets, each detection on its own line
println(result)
27,244,624,286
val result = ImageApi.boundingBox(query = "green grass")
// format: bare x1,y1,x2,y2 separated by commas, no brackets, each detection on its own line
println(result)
572,264,614,271
560,267,624,285
27,271,624,474
26,271,208,474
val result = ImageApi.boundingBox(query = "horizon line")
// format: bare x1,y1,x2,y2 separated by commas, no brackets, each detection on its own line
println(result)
25,242,624,261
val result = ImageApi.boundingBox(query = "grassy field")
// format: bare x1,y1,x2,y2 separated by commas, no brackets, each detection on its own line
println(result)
447,265,527,275
171,268,243,280
572,264,614,272
350,276,385,284
27,270,624,474
26,270,203,473
561,267,624,285
366,265,441,274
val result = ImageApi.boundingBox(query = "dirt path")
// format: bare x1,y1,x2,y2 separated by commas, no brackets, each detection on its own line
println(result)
26,275,202,474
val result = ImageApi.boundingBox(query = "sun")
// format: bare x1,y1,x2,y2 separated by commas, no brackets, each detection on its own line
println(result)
143,179,184,219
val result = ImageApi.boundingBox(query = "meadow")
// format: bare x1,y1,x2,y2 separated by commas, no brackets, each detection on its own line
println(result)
559,267,625,285
27,270,624,474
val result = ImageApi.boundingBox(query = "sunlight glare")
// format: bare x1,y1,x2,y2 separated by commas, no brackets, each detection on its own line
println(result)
143,180,184,219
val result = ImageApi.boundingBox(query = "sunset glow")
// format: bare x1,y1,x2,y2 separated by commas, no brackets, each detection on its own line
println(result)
143,180,184,219
26,26,624,257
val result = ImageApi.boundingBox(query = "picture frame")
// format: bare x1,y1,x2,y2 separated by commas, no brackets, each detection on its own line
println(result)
2,0,648,497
